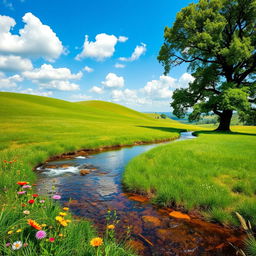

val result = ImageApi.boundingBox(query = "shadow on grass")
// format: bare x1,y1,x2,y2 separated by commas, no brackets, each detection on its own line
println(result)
194,130,256,137
137,126,186,133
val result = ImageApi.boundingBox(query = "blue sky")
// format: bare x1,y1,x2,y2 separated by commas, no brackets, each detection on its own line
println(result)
0,0,195,111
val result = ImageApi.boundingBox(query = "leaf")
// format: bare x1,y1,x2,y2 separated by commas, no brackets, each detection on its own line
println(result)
235,212,249,231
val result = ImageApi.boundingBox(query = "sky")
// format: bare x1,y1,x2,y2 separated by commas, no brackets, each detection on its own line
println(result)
0,0,196,112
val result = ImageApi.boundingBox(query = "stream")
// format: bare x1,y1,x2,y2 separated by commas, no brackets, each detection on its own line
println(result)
36,132,243,255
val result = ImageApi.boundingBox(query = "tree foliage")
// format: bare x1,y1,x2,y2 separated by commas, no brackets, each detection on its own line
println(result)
158,0,256,130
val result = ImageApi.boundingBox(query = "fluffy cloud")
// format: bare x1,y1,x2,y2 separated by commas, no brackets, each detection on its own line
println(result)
119,43,146,62
90,86,104,94
118,36,128,43
111,89,148,105
101,73,124,88
20,88,53,97
114,63,125,68
0,13,64,61
23,64,82,91
178,72,195,87
75,33,127,61
0,55,33,72
83,66,94,73
0,72,23,89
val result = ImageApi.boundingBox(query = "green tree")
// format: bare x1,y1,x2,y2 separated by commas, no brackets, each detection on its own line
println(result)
158,0,256,131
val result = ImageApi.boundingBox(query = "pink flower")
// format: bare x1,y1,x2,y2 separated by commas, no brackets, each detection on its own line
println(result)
17,191,26,195
22,185,31,189
49,237,55,243
5,242,11,247
35,230,46,239
52,195,61,200
39,200,45,203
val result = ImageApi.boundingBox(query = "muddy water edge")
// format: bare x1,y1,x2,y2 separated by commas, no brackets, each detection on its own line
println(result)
36,132,244,256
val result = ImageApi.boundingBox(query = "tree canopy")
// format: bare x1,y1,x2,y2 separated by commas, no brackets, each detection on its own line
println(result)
158,0,256,131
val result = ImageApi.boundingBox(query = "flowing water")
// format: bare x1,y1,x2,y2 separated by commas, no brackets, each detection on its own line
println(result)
36,132,243,255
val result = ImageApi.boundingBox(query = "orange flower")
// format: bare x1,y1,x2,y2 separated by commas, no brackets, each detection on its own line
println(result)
90,237,103,247
107,224,115,229
63,207,69,211
27,219,41,230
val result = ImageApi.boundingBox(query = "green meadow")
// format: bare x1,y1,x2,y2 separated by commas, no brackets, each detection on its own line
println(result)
1,92,256,255
124,127,256,226
0,92,199,255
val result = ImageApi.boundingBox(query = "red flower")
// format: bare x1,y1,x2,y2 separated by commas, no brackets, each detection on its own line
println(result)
21,203,27,207
49,237,55,243
17,182,28,186
28,199,35,204
3,160,7,163
32,194,39,198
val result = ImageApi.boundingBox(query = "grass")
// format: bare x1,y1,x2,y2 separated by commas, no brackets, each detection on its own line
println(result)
123,127,256,227
0,92,200,255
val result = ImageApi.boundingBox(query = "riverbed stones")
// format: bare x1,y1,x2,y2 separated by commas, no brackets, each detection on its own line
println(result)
80,169,90,175
142,216,161,226
169,211,191,220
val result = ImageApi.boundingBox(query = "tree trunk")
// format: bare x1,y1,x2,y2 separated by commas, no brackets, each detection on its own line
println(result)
215,110,233,131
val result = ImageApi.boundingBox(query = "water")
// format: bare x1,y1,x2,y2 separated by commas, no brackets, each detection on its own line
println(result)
36,132,243,255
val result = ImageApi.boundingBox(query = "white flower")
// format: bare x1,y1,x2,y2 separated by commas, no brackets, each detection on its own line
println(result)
12,241,22,250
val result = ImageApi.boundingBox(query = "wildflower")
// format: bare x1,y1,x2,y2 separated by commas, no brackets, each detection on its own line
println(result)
17,182,28,186
7,230,13,235
23,210,30,215
16,229,22,233
39,200,45,203
32,194,39,198
41,224,47,227
12,241,22,250
5,242,11,247
52,195,61,200
63,207,69,211
22,185,31,189
23,243,28,247
60,220,68,227
27,219,41,230
28,199,35,204
17,191,26,195
35,230,46,239
107,224,115,229
55,216,64,222
90,237,103,247
49,237,55,242
58,233,63,237
59,212,67,216
21,203,27,207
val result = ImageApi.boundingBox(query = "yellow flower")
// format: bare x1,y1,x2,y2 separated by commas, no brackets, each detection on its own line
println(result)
41,224,47,227
107,224,115,230
55,216,64,222
60,220,68,227
7,230,13,235
58,233,63,237
63,207,69,211
59,212,67,216
66,219,71,223
16,229,22,233
90,237,103,247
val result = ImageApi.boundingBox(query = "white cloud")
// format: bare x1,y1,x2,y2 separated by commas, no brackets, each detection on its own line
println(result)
23,64,82,91
119,43,146,62
114,63,125,68
0,55,33,72
0,13,64,61
20,88,53,97
101,72,124,88
178,72,195,87
70,93,92,100
90,86,104,94
83,66,94,73
75,33,127,61
0,72,23,89
118,36,128,42
142,75,176,100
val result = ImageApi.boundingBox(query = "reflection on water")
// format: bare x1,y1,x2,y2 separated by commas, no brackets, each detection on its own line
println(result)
37,132,243,255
